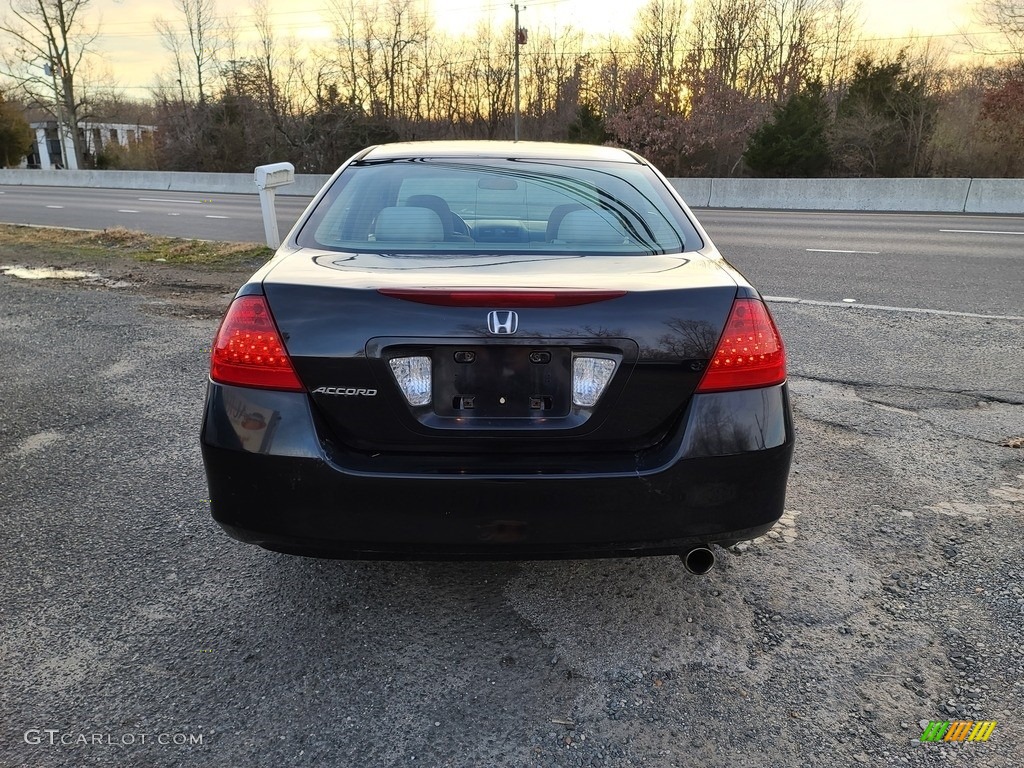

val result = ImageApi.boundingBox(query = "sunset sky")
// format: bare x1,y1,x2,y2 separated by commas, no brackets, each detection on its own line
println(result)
41,0,986,96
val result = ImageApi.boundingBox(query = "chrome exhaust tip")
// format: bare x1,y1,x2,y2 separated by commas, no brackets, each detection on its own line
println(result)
681,546,715,575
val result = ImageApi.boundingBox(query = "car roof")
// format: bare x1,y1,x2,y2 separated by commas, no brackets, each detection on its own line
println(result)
360,140,642,164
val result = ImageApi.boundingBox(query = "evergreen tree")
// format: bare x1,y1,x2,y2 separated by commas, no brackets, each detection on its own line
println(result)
744,82,831,177
0,94,34,168
833,53,937,177
567,104,608,145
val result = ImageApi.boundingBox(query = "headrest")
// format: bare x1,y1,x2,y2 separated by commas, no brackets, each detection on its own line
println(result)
373,206,444,242
556,209,625,245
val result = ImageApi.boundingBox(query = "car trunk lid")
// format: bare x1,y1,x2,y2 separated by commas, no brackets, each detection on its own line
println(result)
262,249,739,454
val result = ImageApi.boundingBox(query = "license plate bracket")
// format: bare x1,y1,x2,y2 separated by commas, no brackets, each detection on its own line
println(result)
433,346,571,418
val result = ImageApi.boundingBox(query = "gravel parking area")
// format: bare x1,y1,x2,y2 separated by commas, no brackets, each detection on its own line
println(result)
1,260,1021,767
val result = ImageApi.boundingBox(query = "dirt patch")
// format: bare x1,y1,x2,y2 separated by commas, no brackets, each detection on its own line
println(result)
0,224,269,318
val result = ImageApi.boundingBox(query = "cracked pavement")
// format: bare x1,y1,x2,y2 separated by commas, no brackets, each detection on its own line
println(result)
1,266,1022,767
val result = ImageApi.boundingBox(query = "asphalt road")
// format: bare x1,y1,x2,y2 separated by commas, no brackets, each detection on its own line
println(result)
2,184,1022,316
1,235,1023,765
699,209,1024,318
0,184,310,243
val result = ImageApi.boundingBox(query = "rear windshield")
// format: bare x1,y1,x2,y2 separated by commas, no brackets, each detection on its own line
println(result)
296,157,703,255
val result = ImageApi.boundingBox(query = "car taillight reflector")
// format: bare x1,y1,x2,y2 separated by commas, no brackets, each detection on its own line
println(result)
378,289,626,308
696,298,786,393
210,295,303,391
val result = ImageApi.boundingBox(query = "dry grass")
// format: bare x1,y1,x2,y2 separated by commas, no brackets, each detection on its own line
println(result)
0,224,272,268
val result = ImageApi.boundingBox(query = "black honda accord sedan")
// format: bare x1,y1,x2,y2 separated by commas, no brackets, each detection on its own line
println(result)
200,141,793,569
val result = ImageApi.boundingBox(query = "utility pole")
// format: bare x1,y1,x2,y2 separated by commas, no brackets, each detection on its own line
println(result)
512,4,526,141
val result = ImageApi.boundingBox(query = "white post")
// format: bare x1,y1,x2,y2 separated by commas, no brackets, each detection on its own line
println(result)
35,127,51,169
62,130,78,170
253,162,295,249
260,188,279,248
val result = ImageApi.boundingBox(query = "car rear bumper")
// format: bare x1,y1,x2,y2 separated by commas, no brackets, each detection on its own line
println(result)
200,382,794,559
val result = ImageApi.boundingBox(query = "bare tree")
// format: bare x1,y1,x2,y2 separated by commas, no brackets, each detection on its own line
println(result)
465,21,515,138
817,0,862,104
752,0,829,102
971,0,1024,61
154,0,223,105
928,65,1008,177
154,23,191,107
590,35,629,114
685,0,762,98
523,25,585,138
250,0,279,117
372,0,429,121
631,0,688,110
0,0,98,168
247,0,320,156
430,35,477,134
327,0,363,106
327,0,429,121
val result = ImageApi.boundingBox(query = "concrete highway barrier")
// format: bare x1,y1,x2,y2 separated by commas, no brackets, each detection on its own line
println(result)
0,168,331,197
708,177,974,212
964,178,1024,214
1,169,1021,213
668,178,713,208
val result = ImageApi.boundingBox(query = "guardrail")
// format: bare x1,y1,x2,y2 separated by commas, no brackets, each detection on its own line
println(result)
1,168,1021,213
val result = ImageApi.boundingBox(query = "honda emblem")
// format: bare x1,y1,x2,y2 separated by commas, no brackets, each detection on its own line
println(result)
486,310,519,335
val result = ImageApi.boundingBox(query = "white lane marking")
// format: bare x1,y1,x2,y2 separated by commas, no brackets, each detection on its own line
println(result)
205,215,229,219
704,209,1024,223
806,248,880,254
118,209,140,213
764,296,1024,321
138,197,203,204
46,205,64,209
168,213,181,216
940,229,1024,236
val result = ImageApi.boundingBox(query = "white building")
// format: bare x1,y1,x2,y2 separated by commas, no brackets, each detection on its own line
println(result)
23,120,156,170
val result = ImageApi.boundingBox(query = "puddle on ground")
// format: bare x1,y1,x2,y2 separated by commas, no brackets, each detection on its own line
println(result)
0,265,130,288
1,264,99,280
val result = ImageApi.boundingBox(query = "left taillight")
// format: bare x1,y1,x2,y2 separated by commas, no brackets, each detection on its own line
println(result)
209,295,303,391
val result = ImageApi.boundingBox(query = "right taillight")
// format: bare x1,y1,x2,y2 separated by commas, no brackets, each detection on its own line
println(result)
210,295,303,391
696,298,786,393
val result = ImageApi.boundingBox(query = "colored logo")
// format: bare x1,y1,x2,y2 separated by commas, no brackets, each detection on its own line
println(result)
920,720,997,742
